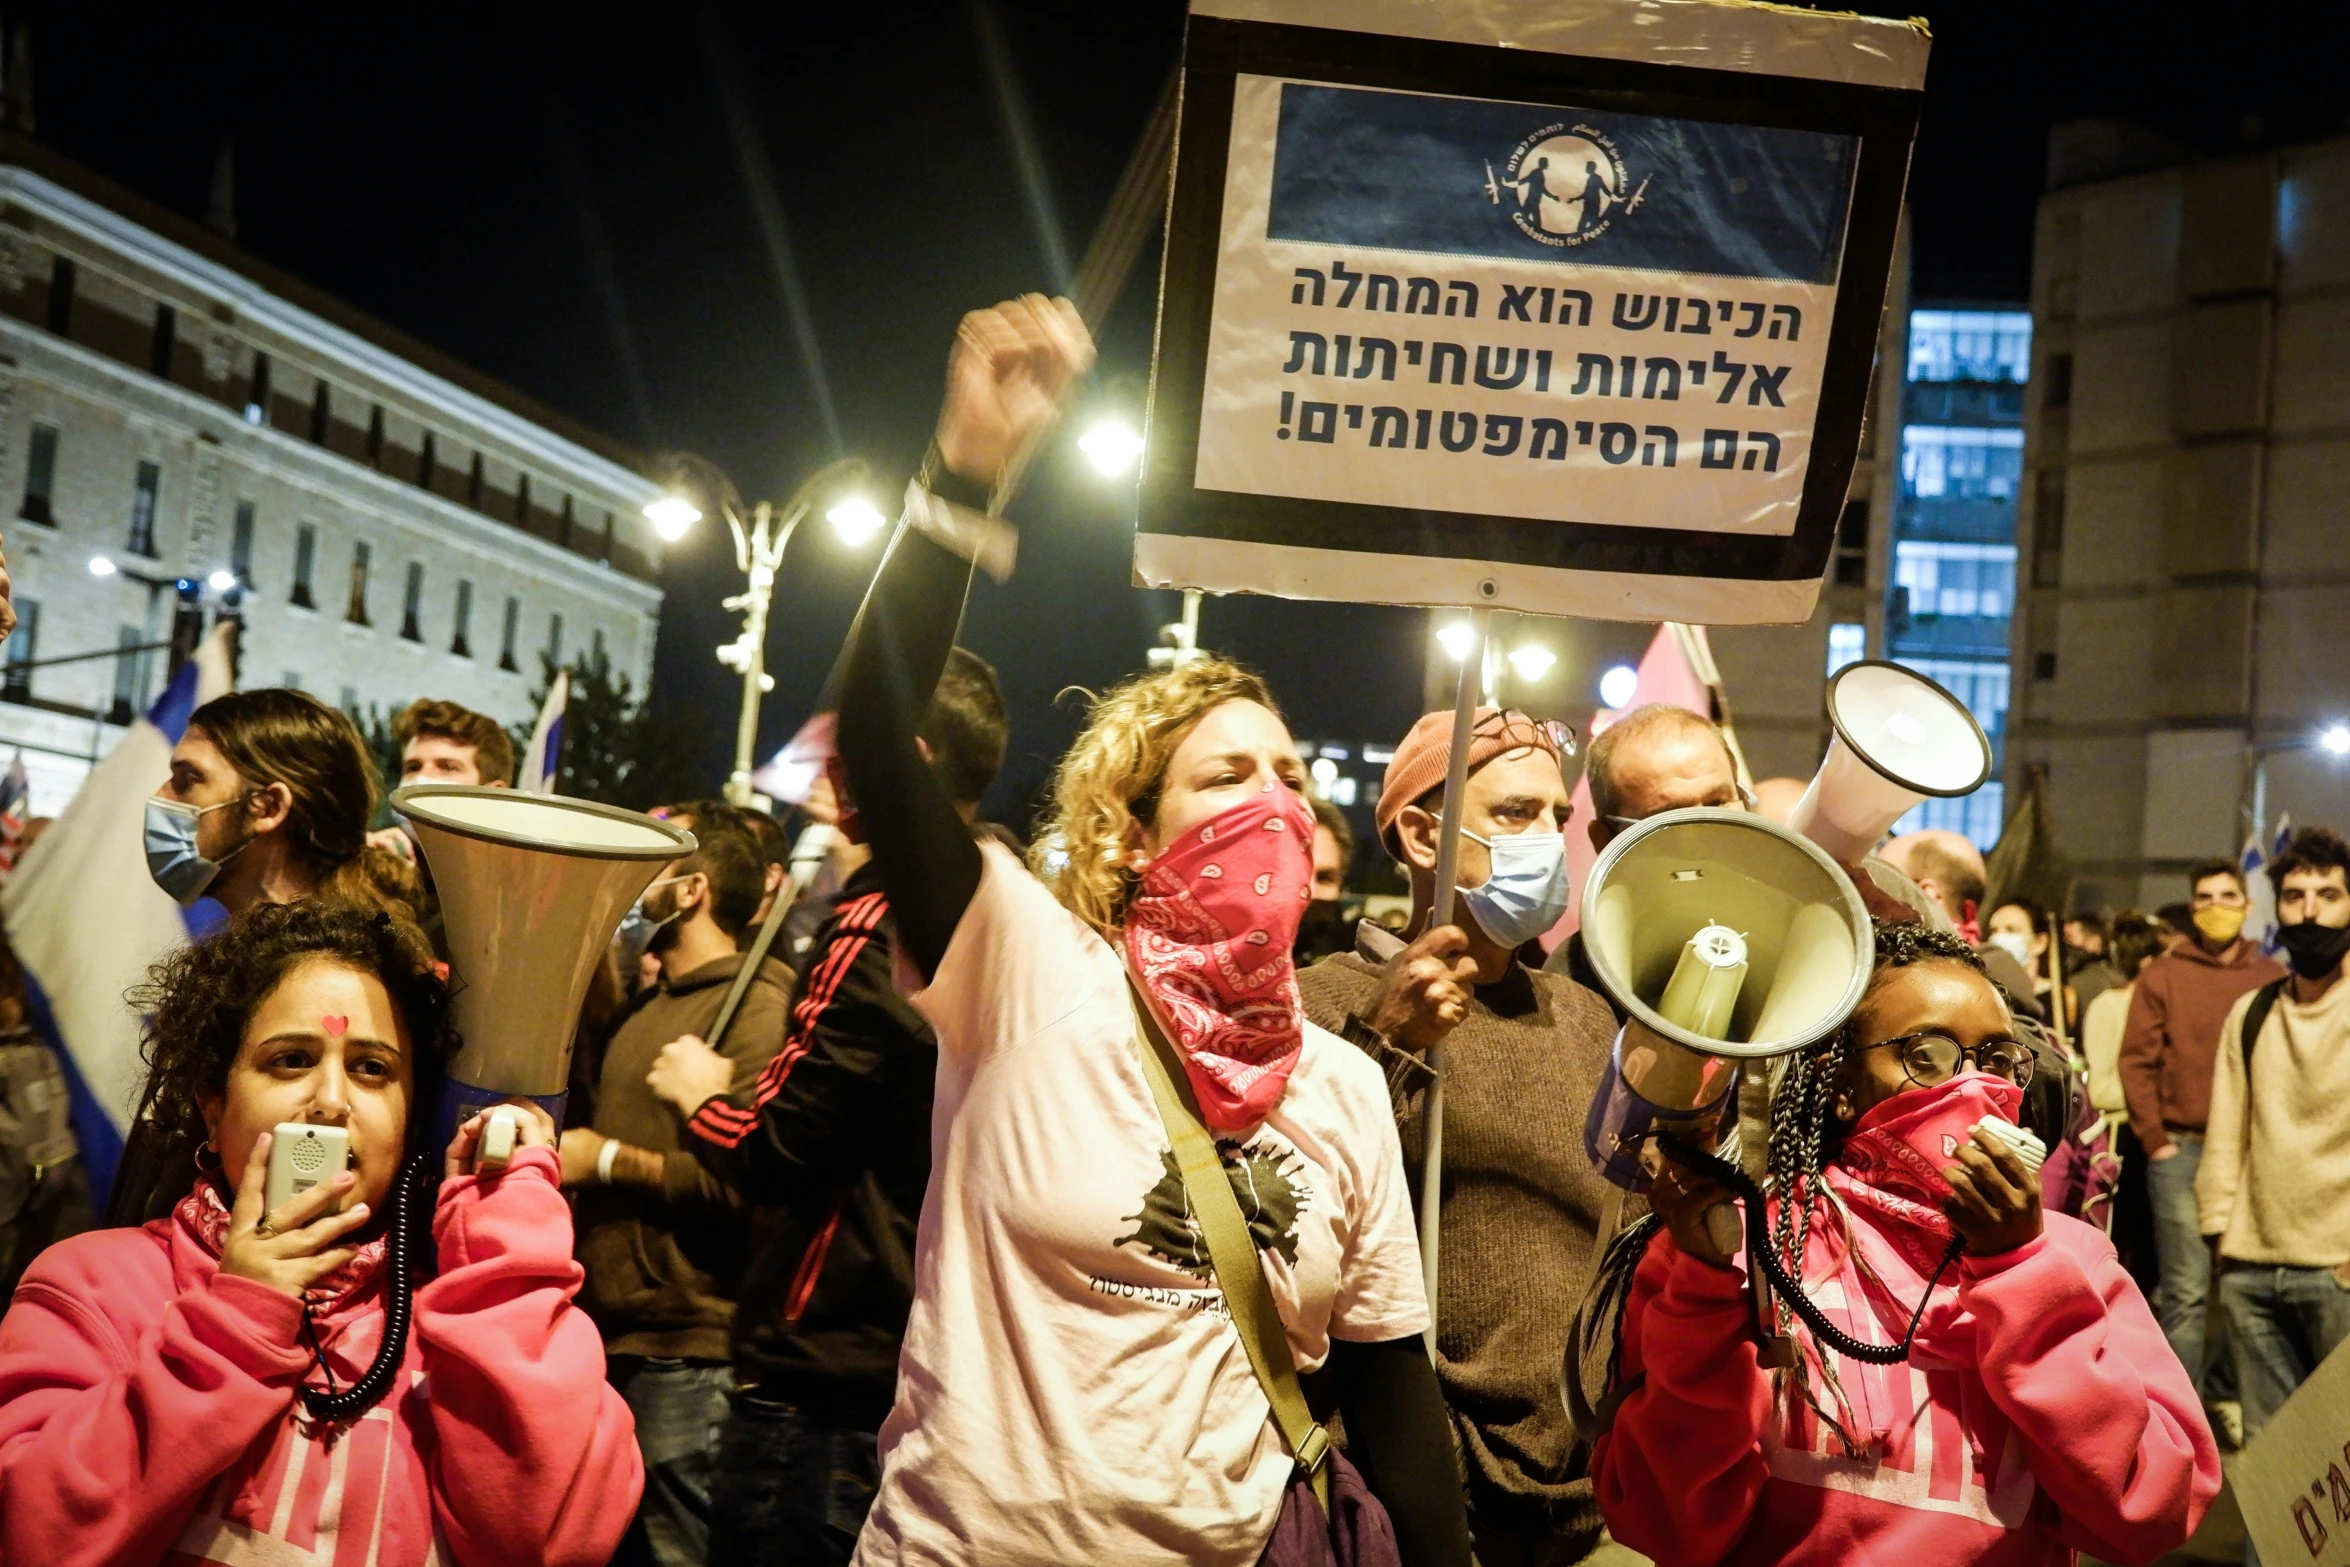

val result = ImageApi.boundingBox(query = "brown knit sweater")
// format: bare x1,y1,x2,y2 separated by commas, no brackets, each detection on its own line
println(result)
1298,946,1623,1548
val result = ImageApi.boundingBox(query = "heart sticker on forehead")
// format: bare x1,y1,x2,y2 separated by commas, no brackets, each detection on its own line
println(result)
321,1014,349,1038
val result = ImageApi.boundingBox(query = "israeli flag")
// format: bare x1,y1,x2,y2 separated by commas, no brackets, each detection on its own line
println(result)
0,624,235,1199
520,669,568,794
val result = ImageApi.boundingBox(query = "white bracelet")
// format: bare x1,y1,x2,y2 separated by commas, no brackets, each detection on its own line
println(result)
596,1137,622,1185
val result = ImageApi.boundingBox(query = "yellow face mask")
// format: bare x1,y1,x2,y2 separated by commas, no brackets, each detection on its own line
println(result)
2193,904,2247,945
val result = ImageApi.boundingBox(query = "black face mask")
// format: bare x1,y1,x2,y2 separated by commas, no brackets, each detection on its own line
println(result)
2276,919,2350,980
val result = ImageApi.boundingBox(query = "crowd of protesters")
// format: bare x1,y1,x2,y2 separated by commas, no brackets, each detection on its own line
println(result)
0,295,2336,1567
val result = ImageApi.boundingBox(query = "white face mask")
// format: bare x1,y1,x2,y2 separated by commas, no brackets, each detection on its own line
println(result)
1456,825,1572,948
1987,929,2034,968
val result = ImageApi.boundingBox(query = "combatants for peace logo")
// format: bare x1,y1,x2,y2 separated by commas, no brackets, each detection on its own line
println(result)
1116,1139,1306,1277
1485,122,1650,248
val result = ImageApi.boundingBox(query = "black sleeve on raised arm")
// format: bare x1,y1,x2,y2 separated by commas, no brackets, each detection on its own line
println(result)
1327,1335,1473,1567
834,508,984,983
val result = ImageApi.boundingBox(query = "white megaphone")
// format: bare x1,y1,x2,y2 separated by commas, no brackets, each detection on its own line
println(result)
393,785,695,1164
1580,808,1874,1199
1788,660,1992,864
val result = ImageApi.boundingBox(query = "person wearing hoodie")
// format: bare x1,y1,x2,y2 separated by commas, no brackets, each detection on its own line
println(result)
1593,922,2218,1567
2118,858,2283,1429
0,900,640,1567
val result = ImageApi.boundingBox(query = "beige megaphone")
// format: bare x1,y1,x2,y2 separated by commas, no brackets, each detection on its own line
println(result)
393,785,695,1163
1788,660,1992,865
1580,808,1874,1195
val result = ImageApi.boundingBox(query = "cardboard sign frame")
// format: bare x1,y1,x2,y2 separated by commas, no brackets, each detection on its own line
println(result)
1138,10,1925,625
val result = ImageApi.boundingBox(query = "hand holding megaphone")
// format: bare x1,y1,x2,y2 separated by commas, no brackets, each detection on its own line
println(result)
447,1099,556,1179
1645,1137,1743,1269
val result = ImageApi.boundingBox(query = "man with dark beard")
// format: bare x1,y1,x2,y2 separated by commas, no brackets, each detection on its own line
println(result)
557,817,793,1567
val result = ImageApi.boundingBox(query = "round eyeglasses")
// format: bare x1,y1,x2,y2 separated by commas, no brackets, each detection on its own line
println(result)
1865,1030,2036,1091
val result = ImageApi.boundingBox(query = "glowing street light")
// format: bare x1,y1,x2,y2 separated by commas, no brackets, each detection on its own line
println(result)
826,496,888,546
87,555,116,578
1507,644,1557,682
2323,725,2350,757
207,569,238,592
1436,620,1475,662
1077,418,1145,478
1599,664,1639,709
643,495,703,542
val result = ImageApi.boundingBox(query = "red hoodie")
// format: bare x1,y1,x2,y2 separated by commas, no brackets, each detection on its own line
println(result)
0,1146,640,1567
1593,1178,2218,1566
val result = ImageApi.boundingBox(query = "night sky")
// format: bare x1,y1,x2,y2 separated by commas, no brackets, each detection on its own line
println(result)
19,1,2350,824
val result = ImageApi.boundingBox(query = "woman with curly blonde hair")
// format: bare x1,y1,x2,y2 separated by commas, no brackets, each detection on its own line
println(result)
826,297,1466,1567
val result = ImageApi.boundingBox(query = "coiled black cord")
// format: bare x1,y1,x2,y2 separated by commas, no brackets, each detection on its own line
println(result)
299,1151,431,1423
1652,1130,1962,1366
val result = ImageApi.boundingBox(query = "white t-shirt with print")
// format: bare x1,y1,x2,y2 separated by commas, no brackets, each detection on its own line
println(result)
851,841,1429,1567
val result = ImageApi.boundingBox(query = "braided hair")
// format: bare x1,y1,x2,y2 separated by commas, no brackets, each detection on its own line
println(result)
1763,922,1987,1310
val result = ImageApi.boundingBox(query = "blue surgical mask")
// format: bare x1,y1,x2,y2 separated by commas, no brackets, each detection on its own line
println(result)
143,795,248,906
615,874,690,967
1457,826,1571,948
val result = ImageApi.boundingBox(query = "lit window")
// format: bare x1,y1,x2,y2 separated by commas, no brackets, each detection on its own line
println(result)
1907,310,2033,384
1900,425,2025,502
1826,622,1866,677
1893,541,2018,619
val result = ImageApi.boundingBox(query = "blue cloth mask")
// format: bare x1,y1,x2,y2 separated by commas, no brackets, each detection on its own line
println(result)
143,796,248,907
1457,827,1571,948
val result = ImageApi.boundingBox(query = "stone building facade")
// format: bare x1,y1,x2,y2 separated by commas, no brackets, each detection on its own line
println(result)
0,135,664,813
2015,124,2350,908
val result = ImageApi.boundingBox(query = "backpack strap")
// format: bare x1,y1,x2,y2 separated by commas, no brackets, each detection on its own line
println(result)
1125,981,1332,1512
2240,977,2289,1073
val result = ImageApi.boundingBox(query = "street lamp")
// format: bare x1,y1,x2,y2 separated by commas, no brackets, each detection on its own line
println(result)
1077,417,1145,477
1599,664,1639,709
644,496,702,543
645,452,877,808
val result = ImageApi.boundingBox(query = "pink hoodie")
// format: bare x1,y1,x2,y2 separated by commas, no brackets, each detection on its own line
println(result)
1592,1197,2219,1566
0,1146,640,1567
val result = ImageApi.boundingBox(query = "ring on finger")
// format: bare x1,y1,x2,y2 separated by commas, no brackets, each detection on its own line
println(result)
255,1212,279,1238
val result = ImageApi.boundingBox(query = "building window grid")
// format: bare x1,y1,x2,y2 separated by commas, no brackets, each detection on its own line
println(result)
1900,426,2026,503
230,501,256,585
244,353,271,426
545,611,563,668
309,381,332,444
1906,310,2032,385
291,523,318,609
346,541,372,626
126,461,161,557
400,562,425,642
417,431,437,494
2,599,35,700
499,595,520,672
45,256,74,336
1892,541,2017,620
20,424,56,524
150,304,176,378
452,579,474,659
1888,653,2012,850
109,624,146,724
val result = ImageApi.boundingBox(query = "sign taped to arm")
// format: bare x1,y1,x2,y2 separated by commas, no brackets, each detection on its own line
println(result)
1139,0,1927,626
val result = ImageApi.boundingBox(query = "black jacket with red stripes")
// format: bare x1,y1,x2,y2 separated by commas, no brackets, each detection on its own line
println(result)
683,860,935,1427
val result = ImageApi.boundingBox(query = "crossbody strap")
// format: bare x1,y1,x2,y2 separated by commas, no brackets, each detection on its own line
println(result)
706,873,797,1051
1125,982,1332,1511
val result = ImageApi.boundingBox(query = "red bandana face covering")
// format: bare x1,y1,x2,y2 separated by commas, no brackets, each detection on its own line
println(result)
1835,1071,2025,1263
1124,784,1316,1130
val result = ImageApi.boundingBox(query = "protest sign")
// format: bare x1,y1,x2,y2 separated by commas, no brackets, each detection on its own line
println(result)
1138,0,1927,625
2238,1330,2350,1564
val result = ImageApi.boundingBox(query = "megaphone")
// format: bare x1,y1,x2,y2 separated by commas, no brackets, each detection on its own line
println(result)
392,784,695,1161
1788,660,1991,864
1579,808,1873,1193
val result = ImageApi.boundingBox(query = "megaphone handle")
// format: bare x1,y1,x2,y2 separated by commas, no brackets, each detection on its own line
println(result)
1703,1201,1742,1259
479,1104,520,1169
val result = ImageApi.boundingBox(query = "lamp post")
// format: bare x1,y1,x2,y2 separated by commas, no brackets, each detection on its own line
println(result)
2248,723,2350,842
646,453,878,809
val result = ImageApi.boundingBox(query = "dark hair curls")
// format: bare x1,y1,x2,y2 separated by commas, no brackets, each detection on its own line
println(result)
128,902,454,1166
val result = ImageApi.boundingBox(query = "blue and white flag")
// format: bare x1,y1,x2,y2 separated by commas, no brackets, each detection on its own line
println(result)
1140,1,1924,627
0,623,235,1199
2241,813,2295,956
520,669,568,794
